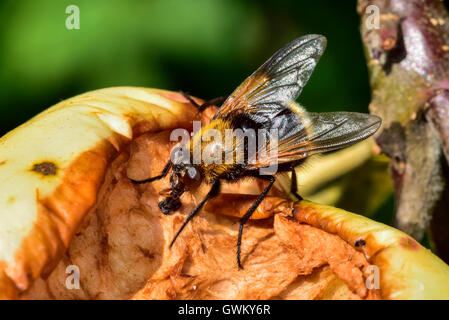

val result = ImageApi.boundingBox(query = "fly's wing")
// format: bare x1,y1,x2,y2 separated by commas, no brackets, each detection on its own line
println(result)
212,34,380,170
248,108,382,169
214,34,327,121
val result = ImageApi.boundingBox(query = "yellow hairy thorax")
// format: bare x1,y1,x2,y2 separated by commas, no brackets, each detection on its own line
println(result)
189,118,243,182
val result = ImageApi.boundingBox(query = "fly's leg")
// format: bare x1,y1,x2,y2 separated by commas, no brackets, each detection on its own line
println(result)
198,96,227,111
180,91,227,111
237,175,276,269
130,160,171,184
169,180,221,248
290,168,303,201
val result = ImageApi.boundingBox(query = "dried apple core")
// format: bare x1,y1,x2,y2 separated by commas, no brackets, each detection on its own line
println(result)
23,110,380,300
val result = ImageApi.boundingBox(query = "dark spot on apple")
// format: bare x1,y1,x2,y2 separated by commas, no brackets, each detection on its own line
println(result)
32,161,57,176
355,239,366,247
399,237,420,250
137,245,155,259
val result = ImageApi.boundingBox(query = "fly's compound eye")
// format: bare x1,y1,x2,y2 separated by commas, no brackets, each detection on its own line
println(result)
183,166,202,190
171,145,190,166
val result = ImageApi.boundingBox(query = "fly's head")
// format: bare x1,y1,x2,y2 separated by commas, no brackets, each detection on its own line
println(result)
157,172,183,214
158,145,202,214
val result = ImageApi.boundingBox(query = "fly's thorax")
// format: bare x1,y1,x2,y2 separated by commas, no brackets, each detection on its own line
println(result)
190,119,234,165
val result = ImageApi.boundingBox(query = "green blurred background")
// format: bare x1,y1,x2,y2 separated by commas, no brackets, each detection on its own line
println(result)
0,0,402,235
0,0,369,135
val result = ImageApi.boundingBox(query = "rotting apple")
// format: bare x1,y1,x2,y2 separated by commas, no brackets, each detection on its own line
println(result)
0,87,448,299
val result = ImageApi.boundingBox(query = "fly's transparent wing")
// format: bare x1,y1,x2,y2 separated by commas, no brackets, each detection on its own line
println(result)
248,110,382,168
215,34,327,121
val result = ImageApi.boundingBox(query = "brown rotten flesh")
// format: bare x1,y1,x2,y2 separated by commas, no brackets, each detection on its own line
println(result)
1,88,448,299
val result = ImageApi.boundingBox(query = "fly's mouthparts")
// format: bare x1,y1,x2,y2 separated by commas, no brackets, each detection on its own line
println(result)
158,197,181,214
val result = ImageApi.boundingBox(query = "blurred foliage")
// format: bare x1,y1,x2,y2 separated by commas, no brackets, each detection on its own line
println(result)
335,155,393,218
0,0,369,135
